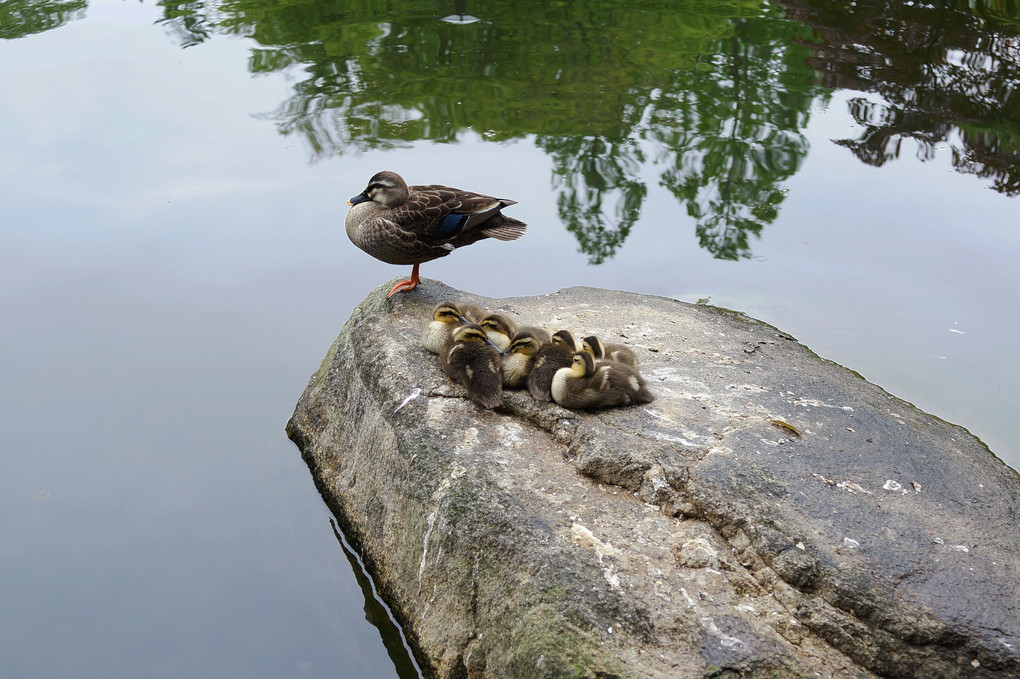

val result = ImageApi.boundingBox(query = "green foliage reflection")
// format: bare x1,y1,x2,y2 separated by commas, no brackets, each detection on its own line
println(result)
11,0,1017,261
783,0,1020,196
180,0,818,262
0,0,87,40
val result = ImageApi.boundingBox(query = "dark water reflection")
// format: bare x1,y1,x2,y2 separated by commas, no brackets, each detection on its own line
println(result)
330,519,424,679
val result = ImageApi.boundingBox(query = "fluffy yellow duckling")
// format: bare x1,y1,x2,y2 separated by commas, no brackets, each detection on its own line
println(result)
501,326,552,388
422,301,476,354
526,330,581,402
551,352,655,409
581,335,639,369
440,323,503,409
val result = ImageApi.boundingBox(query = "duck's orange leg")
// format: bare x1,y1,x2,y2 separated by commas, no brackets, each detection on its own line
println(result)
387,263,422,298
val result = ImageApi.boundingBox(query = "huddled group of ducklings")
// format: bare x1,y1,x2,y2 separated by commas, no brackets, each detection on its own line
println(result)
422,301,655,411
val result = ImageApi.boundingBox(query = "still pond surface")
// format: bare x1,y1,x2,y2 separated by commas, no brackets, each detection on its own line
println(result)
1,0,1017,676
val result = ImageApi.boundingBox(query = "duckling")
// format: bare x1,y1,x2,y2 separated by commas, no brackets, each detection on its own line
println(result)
551,352,655,409
581,335,639,369
345,171,527,298
458,302,487,324
479,313,517,352
422,301,474,354
501,326,552,388
526,330,581,402
440,323,503,409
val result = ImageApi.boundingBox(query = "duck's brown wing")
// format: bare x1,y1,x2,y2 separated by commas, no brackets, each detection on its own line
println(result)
404,185,527,245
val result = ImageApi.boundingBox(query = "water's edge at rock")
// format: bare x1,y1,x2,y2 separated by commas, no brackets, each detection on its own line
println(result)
287,280,1020,679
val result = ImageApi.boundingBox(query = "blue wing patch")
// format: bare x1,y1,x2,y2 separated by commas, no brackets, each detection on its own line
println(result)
435,213,469,239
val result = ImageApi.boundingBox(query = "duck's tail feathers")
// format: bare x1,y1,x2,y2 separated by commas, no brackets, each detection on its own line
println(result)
480,217,527,242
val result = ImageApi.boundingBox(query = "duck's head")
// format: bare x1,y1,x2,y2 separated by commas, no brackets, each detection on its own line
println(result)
505,330,543,357
581,335,605,359
551,329,580,352
347,170,409,209
452,323,501,350
569,351,596,377
431,301,468,325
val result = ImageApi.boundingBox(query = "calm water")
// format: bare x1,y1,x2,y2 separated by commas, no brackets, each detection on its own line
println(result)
2,0,1017,676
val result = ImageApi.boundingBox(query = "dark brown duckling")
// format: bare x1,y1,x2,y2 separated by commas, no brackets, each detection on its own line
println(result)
581,335,639,369
501,326,552,389
551,352,655,409
441,323,503,409
526,330,581,402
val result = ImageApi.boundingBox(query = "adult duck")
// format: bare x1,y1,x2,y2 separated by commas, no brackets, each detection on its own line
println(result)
345,171,527,297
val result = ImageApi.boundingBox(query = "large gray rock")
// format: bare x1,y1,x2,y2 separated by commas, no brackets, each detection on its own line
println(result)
287,280,1020,679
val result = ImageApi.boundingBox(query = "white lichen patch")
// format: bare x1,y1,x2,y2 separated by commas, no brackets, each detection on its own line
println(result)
570,522,623,590
419,506,441,593
571,522,619,564
791,397,850,410
836,481,872,495
603,563,621,589
933,537,971,553
652,432,695,446
702,616,746,649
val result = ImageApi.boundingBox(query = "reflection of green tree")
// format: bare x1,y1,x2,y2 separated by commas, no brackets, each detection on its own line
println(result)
781,0,1020,196
157,0,212,48
652,14,821,260
538,136,646,265
192,0,821,262
0,0,86,40
191,0,816,260
11,0,1020,260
